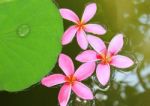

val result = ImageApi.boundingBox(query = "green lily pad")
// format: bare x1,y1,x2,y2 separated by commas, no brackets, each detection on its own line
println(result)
0,0,63,91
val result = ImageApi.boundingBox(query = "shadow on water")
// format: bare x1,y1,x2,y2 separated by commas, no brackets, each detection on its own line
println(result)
0,0,150,106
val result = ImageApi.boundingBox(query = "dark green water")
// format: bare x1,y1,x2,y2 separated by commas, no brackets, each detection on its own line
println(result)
0,0,150,106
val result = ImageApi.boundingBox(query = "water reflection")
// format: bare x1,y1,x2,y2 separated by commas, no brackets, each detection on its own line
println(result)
60,0,150,106
69,97,95,106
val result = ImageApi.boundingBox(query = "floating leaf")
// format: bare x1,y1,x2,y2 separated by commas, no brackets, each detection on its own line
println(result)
0,0,63,91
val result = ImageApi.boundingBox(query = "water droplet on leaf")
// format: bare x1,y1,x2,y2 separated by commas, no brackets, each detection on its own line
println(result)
17,24,30,37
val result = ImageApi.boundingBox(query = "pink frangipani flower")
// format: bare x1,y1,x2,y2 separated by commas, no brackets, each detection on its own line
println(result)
76,34,134,86
41,54,95,106
60,3,106,50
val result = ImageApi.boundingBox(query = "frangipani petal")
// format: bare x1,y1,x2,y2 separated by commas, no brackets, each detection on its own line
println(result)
111,55,134,68
60,9,79,23
62,25,78,45
74,62,96,81
58,84,72,106
87,35,106,53
77,30,88,50
59,54,74,76
72,81,94,100
75,50,97,62
41,74,65,87
82,3,97,23
108,34,124,55
96,64,110,86
85,24,106,35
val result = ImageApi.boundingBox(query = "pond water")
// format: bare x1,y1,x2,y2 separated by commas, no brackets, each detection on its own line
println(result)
0,0,150,106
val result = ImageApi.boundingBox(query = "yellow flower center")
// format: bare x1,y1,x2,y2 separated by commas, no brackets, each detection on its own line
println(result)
65,75,76,85
76,21,85,30
96,53,112,64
